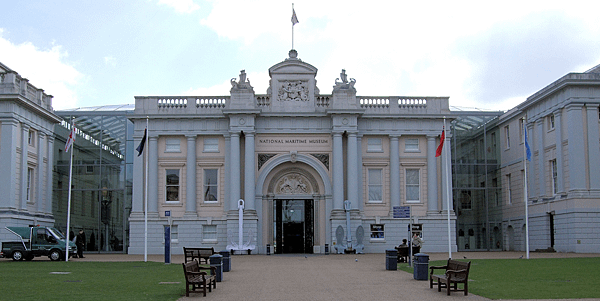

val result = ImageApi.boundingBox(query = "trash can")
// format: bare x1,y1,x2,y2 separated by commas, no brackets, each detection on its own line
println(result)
385,249,398,270
413,253,429,280
209,254,223,282
219,250,231,272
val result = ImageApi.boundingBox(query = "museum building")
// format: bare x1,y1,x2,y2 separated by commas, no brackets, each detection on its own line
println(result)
129,50,456,255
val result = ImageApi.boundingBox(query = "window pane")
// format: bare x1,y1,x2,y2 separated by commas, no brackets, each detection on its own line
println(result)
367,138,382,152
166,170,179,185
405,138,419,150
369,169,381,184
204,138,219,152
204,169,218,202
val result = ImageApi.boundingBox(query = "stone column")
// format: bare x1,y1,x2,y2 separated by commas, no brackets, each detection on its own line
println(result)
148,136,158,213
224,134,231,211
132,133,144,214
36,132,46,213
586,105,600,189
441,134,452,211
347,132,358,209
46,136,55,213
536,119,546,197
230,132,241,210
332,132,344,210
357,134,364,211
553,110,564,193
427,135,439,212
566,104,586,190
389,135,400,209
20,124,30,209
186,135,197,215
244,132,255,210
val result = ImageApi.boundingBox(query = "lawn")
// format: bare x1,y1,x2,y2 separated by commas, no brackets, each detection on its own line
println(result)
0,260,184,301
399,257,600,299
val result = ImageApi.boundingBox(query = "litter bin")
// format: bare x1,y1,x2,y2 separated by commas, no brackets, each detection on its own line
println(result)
385,249,398,270
413,253,429,280
209,254,223,282
219,250,231,272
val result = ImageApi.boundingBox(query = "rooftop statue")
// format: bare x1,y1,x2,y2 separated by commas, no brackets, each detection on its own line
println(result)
230,69,253,90
333,69,356,92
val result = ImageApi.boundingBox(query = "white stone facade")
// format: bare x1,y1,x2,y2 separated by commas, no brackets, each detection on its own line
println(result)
0,62,61,238
129,51,456,255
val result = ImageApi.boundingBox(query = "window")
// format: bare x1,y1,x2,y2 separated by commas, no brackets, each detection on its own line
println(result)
492,178,499,207
203,138,219,152
506,174,512,204
26,167,34,202
165,169,180,202
548,114,555,130
367,138,382,152
370,224,384,239
405,138,419,151
405,169,420,202
28,130,35,146
491,132,497,151
86,165,94,174
519,119,525,143
165,138,180,152
203,225,217,242
203,169,218,202
551,159,558,195
504,126,510,149
368,169,383,202
460,190,472,210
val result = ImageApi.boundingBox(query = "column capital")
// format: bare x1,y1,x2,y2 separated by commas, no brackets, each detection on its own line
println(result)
553,109,563,117
185,134,197,140
389,135,400,141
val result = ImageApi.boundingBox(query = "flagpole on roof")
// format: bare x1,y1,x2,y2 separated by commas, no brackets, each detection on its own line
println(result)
65,118,75,262
523,116,530,259
443,117,452,259
291,3,298,50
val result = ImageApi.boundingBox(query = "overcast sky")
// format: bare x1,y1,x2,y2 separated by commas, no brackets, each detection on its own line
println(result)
2,0,600,111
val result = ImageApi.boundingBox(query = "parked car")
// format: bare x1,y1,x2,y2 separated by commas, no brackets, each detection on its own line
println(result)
1,226,77,261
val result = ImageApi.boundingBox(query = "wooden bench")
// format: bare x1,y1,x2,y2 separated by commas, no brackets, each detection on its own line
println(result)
429,259,471,296
182,261,217,297
184,247,215,264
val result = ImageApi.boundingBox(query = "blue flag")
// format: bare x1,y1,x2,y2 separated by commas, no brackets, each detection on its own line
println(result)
524,126,532,161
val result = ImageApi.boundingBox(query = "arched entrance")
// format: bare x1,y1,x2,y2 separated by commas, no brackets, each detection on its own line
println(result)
256,153,331,255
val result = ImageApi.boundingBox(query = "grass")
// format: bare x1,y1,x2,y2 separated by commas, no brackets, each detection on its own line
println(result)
0,260,184,301
2,257,600,300
399,257,600,299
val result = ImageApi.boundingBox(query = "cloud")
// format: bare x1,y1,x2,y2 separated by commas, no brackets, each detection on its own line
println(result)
104,56,116,67
182,70,271,96
157,0,200,14
0,29,83,110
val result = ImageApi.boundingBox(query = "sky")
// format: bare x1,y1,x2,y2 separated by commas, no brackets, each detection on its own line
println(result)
2,0,600,111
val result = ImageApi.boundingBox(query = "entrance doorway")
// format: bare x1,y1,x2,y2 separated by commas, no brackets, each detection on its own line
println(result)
274,200,314,254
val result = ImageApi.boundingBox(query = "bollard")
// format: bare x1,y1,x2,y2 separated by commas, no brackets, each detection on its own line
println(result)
413,253,429,280
219,250,231,272
385,249,398,270
266,244,271,255
209,254,223,282
324,244,329,255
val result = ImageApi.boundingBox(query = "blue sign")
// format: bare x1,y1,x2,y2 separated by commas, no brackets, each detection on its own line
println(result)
165,210,171,217
164,225,171,264
393,206,411,218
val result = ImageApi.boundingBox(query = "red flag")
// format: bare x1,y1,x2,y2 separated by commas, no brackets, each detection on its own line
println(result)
435,128,445,157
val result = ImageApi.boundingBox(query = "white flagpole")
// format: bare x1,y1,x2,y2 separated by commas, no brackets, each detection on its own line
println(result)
291,3,295,50
444,117,452,259
144,117,149,262
523,117,530,259
65,119,75,262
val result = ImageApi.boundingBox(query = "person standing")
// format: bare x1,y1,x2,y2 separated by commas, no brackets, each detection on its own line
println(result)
75,229,86,258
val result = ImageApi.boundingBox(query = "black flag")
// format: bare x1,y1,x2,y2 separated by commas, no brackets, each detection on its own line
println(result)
136,128,147,156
